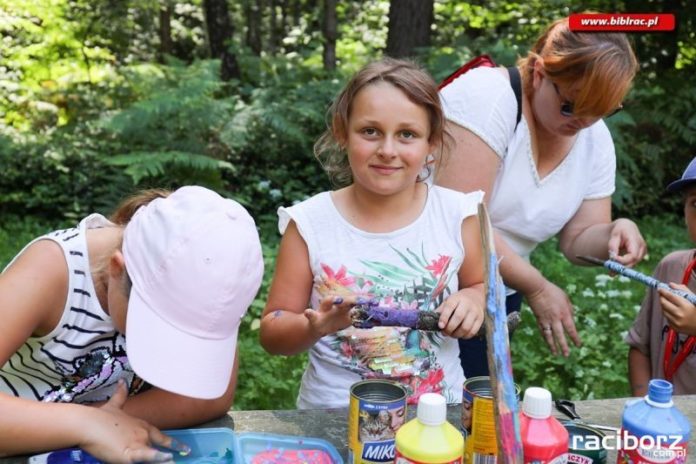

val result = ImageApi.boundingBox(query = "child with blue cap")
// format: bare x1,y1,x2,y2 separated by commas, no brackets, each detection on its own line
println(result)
626,157,696,396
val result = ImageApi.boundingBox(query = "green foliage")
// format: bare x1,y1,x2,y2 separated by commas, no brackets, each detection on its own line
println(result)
235,241,308,410
220,55,341,233
0,216,61,267
107,151,234,186
610,72,696,217
100,60,237,189
513,213,693,400
0,126,132,221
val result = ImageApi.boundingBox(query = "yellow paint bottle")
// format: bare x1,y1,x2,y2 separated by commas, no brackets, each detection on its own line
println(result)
395,393,464,464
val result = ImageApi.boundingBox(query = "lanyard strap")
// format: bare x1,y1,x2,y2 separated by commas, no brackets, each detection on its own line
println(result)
663,257,696,381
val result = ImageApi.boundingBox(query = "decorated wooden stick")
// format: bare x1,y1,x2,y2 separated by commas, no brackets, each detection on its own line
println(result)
350,301,522,337
350,303,438,330
578,255,696,305
480,203,523,463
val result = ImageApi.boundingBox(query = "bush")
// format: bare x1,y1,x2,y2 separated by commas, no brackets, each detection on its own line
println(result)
234,240,307,410
0,216,60,266
0,128,132,222
512,213,693,400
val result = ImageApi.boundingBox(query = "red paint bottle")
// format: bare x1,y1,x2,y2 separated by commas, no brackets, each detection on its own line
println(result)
520,387,569,463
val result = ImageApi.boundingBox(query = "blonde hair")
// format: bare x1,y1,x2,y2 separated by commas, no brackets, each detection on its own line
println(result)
109,189,170,225
92,189,171,285
314,58,450,187
518,16,638,118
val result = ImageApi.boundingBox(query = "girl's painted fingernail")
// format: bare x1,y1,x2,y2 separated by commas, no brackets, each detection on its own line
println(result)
609,251,617,259
333,297,344,305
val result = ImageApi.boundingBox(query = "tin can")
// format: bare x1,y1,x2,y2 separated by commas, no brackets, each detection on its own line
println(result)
563,421,607,464
348,379,407,464
462,376,520,464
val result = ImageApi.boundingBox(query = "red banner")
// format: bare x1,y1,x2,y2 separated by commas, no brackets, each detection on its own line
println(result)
569,13,676,32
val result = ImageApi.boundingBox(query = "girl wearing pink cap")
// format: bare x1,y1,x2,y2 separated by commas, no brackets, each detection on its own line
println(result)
260,58,486,408
0,186,263,462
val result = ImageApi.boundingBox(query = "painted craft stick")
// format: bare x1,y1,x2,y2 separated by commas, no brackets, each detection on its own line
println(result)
578,255,696,305
350,301,522,337
479,203,523,463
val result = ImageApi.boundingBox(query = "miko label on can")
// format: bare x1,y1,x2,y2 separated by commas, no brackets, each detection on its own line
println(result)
348,379,407,464
462,376,520,464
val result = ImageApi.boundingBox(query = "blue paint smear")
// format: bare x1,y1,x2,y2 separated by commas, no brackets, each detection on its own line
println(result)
486,253,522,454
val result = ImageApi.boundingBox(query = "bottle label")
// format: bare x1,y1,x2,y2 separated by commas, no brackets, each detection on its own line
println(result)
526,453,568,464
394,450,462,464
617,442,688,464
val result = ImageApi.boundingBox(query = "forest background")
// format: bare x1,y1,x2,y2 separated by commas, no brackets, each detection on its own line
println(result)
1,0,695,410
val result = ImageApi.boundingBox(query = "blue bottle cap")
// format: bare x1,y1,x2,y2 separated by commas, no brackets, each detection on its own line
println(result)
648,379,673,403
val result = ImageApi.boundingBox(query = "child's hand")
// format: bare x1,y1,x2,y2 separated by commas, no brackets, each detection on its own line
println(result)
659,283,696,336
78,380,188,463
304,295,356,337
436,290,484,338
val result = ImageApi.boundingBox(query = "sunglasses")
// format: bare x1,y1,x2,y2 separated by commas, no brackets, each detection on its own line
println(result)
551,82,622,118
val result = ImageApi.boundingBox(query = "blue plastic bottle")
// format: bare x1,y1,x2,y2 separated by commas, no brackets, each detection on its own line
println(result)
617,379,690,464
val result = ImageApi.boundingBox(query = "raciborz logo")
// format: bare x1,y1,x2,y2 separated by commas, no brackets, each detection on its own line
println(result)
571,431,686,459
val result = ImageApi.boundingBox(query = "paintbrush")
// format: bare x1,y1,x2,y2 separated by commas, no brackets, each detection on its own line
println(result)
577,255,696,305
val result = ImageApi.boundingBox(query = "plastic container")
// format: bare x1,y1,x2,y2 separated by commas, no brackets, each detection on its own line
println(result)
617,379,690,464
165,428,235,462
520,387,568,463
29,428,237,464
394,392,464,463
234,431,343,464
29,428,344,464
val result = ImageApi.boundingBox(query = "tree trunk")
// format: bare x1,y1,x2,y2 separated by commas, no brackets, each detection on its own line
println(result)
203,0,240,81
291,0,302,28
245,0,262,55
280,0,289,39
322,0,337,70
158,1,173,63
385,0,434,58
268,0,278,54
651,0,681,70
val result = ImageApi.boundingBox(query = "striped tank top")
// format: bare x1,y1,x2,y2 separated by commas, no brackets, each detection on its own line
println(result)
0,214,142,403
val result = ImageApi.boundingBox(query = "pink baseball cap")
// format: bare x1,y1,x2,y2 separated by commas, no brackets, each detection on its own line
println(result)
123,186,263,399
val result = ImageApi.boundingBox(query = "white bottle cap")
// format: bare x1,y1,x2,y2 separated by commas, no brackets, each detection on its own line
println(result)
417,392,447,426
522,387,552,419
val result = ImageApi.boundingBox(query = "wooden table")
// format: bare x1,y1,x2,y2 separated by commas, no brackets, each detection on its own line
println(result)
3,395,694,463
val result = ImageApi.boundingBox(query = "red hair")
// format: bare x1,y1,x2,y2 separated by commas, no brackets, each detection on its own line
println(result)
518,16,638,118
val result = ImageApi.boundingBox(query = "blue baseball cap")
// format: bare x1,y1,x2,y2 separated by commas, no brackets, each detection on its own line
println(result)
667,157,696,193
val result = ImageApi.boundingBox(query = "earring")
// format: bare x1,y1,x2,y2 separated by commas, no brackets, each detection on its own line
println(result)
417,154,435,182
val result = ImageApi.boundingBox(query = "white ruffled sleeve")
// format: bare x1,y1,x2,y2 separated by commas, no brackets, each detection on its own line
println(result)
584,121,616,200
439,67,519,160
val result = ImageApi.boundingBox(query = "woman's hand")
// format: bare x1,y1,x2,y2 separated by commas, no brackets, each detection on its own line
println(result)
436,288,485,339
79,380,188,463
304,295,356,337
525,279,581,356
607,218,647,267
660,283,696,336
